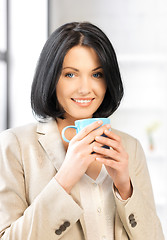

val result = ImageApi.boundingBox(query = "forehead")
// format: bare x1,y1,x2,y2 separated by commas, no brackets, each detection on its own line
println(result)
62,45,101,68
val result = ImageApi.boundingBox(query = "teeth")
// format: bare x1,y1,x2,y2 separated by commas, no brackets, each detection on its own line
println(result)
74,99,92,103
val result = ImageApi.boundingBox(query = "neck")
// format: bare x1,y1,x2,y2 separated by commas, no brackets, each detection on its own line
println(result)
56,116,76,128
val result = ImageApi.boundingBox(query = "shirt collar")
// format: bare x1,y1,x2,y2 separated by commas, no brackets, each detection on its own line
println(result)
83,165,109,185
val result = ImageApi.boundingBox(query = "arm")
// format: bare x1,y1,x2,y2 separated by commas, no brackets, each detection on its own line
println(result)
94,131,164,239
0,121,111,239
115,139,164,239
0,130,82,240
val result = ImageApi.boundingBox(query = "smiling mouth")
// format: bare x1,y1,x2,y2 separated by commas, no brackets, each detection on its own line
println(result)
71,98,95,105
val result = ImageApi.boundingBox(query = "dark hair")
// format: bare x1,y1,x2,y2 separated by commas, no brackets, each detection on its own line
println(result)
31,22,124,119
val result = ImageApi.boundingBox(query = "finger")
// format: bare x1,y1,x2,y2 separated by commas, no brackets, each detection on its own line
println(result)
87,153,104,163
88,141,104,154
72,120,103,142
103,129,121,142
90,141,103,149
82,124,111,144
93,146,120,161
95,135,122,152
96,157,119,169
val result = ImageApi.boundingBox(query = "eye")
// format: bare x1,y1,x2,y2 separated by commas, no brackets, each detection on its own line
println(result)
65,73,75,78
93,72,104,78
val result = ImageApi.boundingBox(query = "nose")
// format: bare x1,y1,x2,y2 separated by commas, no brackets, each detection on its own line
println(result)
78,76,91,95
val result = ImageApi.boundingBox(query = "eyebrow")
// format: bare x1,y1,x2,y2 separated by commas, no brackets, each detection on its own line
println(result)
62,66,103,71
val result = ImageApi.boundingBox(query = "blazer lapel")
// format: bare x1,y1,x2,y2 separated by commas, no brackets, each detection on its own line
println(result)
37,120,66,170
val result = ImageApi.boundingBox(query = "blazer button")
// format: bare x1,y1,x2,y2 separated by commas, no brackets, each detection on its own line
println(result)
131,221,137,228
60,224,66,232
129,214,134,221
128,214,137,228
130,219,137,227
64,221,70,228
55,229,62,235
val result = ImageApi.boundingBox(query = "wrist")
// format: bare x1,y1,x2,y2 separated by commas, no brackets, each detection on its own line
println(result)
55,171,73,194
114,179,133,200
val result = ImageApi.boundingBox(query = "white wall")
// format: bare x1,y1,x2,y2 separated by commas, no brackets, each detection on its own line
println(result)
0,0,7,131
9,0,47,127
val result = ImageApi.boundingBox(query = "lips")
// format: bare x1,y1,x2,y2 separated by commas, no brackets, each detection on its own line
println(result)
71,98,94,106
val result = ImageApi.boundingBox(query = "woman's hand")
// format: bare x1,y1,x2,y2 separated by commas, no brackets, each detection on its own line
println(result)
94,129,132,200
55,121,111,194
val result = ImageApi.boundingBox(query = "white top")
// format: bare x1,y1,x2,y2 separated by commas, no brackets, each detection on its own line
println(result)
79,165,115,240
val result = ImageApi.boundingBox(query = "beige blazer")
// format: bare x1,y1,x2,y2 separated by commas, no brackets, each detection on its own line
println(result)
0,120,164,240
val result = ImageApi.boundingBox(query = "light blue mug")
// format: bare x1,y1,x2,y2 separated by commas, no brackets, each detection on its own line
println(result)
62,118,111,145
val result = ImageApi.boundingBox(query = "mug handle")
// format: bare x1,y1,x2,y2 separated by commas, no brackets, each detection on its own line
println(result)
62,126,77,143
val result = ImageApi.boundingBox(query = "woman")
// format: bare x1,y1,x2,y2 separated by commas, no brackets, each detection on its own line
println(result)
0,22,164,239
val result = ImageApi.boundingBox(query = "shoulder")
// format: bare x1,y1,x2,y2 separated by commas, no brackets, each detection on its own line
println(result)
111,128,138,145
111,128,144,157
0,123,40,163
0,119,57,145
0,122,37,138
0,123,39,147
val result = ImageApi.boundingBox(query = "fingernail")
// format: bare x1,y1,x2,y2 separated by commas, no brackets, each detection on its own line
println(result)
93,146,99,151
97,120,103,124
95,136,100,139
106,124,111,128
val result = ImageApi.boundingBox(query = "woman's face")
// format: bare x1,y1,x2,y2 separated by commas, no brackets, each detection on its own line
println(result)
56,45,107,121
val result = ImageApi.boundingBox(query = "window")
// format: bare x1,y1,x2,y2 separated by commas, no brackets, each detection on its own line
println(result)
0,0,8,131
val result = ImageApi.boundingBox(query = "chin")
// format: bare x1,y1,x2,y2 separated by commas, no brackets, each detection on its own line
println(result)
71,113,94,120
65,108,97,120
75,115,93,120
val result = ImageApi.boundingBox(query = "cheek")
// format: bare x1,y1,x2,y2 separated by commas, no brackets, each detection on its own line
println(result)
95,81,107,97
56,83,66,105
102,81,107,95
56,80,68,98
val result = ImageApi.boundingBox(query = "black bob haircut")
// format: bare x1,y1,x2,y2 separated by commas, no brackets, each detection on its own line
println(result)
31,22,124,119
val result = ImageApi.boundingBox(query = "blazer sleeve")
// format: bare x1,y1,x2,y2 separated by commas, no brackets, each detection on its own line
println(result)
0,130,83,239
113,138,164,240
